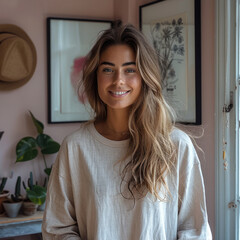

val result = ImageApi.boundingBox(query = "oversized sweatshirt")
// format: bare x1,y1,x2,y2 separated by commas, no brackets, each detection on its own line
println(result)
42,122,212,240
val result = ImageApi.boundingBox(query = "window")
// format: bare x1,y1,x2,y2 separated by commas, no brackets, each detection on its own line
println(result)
216,0,239,239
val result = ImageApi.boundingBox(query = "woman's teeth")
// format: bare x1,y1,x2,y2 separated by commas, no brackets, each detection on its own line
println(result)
112,91,129,95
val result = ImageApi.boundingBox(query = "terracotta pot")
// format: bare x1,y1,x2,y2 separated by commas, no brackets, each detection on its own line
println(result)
3,201,23,218
0,190,10,214
22,201,38,216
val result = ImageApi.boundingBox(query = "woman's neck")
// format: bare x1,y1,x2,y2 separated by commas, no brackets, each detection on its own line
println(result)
95,108,130,141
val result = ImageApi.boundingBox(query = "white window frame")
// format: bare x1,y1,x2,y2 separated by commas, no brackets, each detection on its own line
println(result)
215,0,239,239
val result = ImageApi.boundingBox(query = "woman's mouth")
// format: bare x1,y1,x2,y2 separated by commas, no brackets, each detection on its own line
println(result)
109,90,130,96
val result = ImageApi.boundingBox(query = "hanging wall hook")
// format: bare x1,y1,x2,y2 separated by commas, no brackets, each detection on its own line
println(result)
223,91,233,112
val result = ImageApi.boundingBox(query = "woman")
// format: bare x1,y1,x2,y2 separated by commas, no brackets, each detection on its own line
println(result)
42,24,212,240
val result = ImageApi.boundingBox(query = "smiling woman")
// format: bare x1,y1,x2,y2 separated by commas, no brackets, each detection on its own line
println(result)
95,44,142,140
42,24,212,240
97,44,142,113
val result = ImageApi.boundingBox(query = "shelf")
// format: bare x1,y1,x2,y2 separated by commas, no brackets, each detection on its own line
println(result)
0,211,43,238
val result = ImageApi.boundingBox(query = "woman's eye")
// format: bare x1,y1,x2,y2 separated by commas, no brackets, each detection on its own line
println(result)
102,68,113,73
126,68,136,73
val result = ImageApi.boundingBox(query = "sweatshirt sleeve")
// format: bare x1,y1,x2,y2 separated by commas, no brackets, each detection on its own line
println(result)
41,139,81,240
176,134,212,240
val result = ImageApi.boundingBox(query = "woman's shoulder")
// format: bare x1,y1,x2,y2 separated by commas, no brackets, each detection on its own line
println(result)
63,121,94,144
170,127,193,146
170,127,200,166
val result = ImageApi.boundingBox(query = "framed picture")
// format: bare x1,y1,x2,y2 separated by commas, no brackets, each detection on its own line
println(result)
139,0,201,124
47,17,112,123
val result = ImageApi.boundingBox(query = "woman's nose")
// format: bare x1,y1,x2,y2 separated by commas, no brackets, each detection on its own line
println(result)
113,71,124,85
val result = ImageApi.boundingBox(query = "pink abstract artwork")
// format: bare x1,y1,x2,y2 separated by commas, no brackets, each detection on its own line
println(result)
70,56,88,104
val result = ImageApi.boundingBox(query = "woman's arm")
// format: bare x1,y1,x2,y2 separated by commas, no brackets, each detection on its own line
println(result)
177,136,212,240
42,140,81,240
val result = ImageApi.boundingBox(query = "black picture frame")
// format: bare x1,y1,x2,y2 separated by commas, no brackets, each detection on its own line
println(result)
140,0,201,125
47,17,113,123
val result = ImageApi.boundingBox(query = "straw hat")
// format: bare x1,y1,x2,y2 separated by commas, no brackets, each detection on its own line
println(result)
0,24,37,90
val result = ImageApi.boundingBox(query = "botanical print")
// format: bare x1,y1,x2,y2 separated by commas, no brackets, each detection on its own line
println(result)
149,13,188,111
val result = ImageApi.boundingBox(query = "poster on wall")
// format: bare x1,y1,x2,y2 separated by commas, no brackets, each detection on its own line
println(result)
47,17,112,123
140,0,201,125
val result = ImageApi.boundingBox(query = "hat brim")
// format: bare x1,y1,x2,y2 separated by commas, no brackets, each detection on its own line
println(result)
0,24,37,91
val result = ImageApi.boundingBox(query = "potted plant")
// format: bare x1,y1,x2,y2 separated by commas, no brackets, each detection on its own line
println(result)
2,176,23,218
0,177,9,214
15,111,60,177
22,172,47,216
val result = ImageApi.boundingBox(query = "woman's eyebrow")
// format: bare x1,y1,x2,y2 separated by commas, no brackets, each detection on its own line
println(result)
99,61,136,66
99,61,115,66
122,62,136,66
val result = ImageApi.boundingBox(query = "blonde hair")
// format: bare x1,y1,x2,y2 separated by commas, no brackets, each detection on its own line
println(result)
82,24,176,201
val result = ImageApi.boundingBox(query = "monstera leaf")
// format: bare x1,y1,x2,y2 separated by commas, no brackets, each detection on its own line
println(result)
16,111,60,177
44,167,52,176
36,134,60,154
29,111,44,134
16,137,38,162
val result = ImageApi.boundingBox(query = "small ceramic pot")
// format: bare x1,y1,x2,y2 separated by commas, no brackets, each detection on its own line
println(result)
3,201,23,218
22,201,38,216
37,201,46,211
0,190,10,214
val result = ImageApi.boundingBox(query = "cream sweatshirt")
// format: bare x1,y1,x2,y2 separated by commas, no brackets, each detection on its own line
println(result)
42,122,212,240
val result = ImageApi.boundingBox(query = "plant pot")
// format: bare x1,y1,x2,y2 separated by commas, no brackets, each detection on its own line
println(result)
37,201,46,211
0,190,10,214
22,201,38,216
3,201,23,218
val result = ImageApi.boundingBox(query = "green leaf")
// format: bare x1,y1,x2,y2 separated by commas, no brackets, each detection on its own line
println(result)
0,177,7,193
0,131,4,141
44,167,52,176
36,134,60,154
28,171,33,189
29,111,44,134
26,185,46,205
16,137,38,162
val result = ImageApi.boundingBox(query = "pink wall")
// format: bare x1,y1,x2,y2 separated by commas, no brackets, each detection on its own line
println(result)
0,1,113,239
0,0,114,184
198,0,215,236
0,0,215,238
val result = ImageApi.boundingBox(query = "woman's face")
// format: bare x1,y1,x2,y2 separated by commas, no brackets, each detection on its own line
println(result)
97,44,142,112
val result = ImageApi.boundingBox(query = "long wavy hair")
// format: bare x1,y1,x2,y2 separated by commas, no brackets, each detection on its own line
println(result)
81,24,176,201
